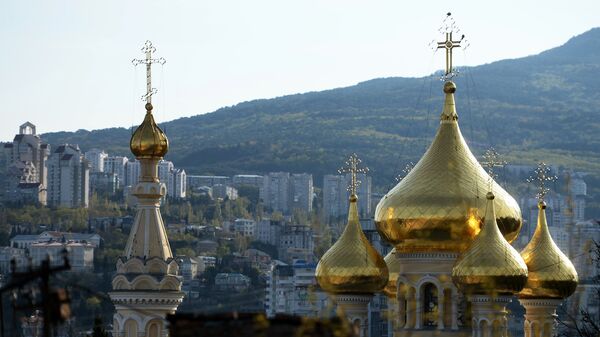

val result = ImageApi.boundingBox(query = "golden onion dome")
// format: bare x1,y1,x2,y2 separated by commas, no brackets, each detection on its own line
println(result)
452,192,528,295
316,194,389,294
374,81,522,253
383,248,401,298
519,201,578,299
130,103,169,159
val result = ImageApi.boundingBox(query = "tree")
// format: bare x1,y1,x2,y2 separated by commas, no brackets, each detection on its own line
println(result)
89,316,109,337
176,247,196,257
558,241,600,337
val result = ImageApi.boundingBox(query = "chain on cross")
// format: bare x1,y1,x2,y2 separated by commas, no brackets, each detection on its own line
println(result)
338,153,369,197
527,162,558,202
132,40,166,104
395,161,415,183
482,148,507,189
430,13,467,81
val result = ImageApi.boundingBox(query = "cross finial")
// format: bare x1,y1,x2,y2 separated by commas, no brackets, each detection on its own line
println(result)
338,153,369,197
132,40,166,105
482,148,507,189
527,162,558,202
395,161,415,183
433,13,467,81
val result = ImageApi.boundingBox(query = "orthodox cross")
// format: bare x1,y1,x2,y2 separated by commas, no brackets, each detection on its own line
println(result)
436,13,465,80
132,40,166,104
527,162,558,202
395,161,415,183
338,153,369,196
482,148,507,186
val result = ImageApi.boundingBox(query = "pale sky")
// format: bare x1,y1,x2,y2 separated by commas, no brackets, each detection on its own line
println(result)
0,0,598,141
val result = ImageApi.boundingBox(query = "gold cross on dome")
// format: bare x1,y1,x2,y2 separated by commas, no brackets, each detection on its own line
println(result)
132,40,166,104
436,13,465,80
395,162,415,183
482,148,507,181
338,153,369,196
527,162,558,202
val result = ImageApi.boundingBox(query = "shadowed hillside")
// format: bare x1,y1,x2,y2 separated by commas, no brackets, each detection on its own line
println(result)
42,28,600,214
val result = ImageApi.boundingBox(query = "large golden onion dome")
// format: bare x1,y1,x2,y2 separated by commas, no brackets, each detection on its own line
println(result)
452,192,528,295
316,194,389,294
519,201,578,299
130,103,169,159
383,248,401,298
374,81,522,253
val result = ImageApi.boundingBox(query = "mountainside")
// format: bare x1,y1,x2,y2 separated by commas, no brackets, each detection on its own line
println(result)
42,28,600,195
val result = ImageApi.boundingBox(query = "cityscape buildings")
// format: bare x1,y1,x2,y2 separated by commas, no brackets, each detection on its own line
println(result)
0,19,599,337
47,144,90,208
104,156,128,188
323,173,372,222
1,122,50,205
265,261,327,317
84,148,108,173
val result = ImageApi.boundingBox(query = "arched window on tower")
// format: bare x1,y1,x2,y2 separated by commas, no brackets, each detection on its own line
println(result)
146,320,162,337
422,283,438,328
124,319,138,337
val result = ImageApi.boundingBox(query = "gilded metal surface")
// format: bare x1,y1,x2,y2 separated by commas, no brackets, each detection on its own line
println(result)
519,202,578,299
374,82,522,253
452,193,528,295
123,103,173,261
383,248,401,298
316,196,389,294
130,103,169,159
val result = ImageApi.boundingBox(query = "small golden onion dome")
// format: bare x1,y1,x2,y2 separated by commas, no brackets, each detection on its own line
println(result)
519,201,578,299
383,248,401,298
316,194,389,294
374,81,522,253
452,192,528,295
130,103,169,159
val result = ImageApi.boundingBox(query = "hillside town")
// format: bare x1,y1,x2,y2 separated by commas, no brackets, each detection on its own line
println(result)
0,118,597,337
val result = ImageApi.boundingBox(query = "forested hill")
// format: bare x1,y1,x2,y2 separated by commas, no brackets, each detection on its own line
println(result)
42,28,600,193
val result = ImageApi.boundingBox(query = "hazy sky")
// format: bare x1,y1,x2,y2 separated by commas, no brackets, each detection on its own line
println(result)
0,0,598,141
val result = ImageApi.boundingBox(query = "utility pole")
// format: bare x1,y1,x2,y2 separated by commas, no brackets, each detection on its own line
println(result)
0,250,71,337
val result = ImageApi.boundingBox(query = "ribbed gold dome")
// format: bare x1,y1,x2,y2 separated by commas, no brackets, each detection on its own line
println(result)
130,103,169,159
383,248,401,298
452,192,528,295
374,82,522,253
316,195,389,294
519,201,578,299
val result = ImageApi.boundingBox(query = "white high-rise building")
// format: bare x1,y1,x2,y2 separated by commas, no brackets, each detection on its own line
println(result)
170,168,186,199
47,144,89,208
290,173,313,213
84,149,108,173
125,159,141,187
155,160,186,199
261,172,291,213
158,160,174,183
265,261,327,317
323,173,371,222
2,122,50,205
105,156,129,188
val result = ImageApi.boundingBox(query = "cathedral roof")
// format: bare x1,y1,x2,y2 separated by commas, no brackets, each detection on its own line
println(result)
452,192,528,295
316,194,388,294
383,248,401,298
374,81,522,253
130,103,169,159
519,201,578,299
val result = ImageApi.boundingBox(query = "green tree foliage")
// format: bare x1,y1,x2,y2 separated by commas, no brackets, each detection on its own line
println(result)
176,247,197,257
